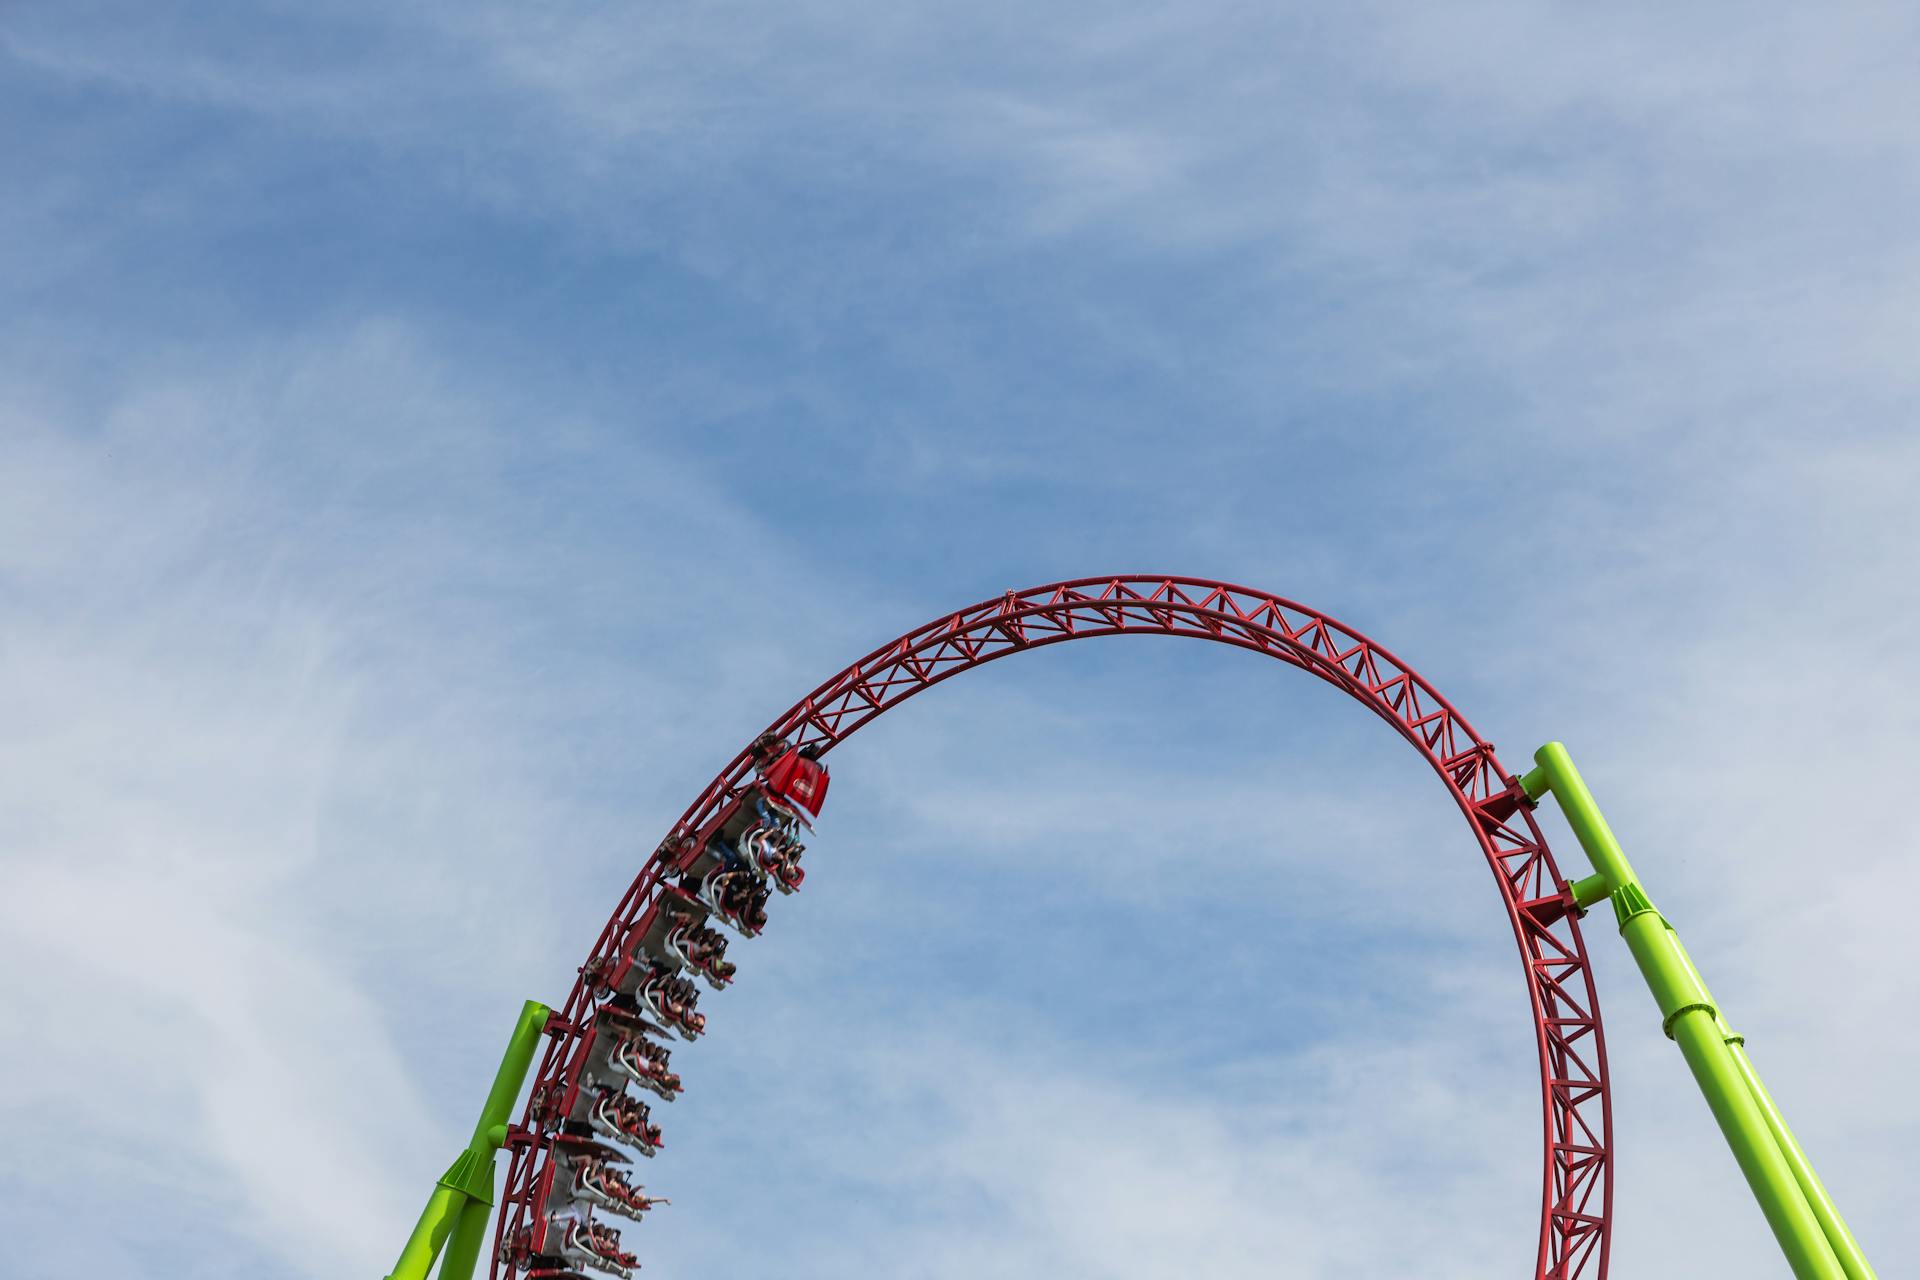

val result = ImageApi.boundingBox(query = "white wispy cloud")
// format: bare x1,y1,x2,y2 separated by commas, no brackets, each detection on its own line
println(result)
3,4,1916,1277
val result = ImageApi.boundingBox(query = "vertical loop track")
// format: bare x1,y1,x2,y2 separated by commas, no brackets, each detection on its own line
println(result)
492,575,1613,1279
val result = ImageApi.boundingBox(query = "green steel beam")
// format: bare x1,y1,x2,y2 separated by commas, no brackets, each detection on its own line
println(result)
435,1196,497,1280
1568,871,1611,911
1525,743,1874,1280
1727,1030,1878,1280
388,1186,463,1280
385,998,553,1280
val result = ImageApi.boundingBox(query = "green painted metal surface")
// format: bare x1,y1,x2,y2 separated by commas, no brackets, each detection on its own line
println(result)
436,1197,496,1280
469,1000,553,1153
1568,871,1610,911
1526,742,1875,1280
388,1185,463,1280
1728,1039,1877,1280
385,999,553,1280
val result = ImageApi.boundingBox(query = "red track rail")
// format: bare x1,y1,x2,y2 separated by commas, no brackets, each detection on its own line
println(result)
492,576,1612,1278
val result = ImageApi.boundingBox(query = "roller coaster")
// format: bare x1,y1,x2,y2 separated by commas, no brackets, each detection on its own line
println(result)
384,576,1878,1280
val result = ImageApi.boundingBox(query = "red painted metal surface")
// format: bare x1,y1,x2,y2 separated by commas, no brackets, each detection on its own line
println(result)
492,576,1613,1278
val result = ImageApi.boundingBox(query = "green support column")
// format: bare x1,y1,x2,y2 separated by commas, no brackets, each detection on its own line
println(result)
435,1195,497,1280
388,1186,464,1280
1726,1033,1877,1280
386,999,553,1280
1520,743,1873,1280
1663,930,1871,1278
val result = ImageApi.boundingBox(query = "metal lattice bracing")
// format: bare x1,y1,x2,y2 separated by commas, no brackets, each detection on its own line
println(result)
492,576,1613,1279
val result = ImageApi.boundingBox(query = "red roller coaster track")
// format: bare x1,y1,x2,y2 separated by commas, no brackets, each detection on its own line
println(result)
491,575,1613,1278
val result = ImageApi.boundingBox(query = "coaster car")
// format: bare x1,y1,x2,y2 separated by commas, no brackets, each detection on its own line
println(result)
530,1059,661,1164
666,916,735,989
637,964,705,1041
687,781,810,882
587,889,710,1000
673,775,817,928
543,1210,638,1279
606,1027,683,1101
553,1137,669,1224
742,825,806,895
567,1006,680,1105
688,864,769,936
583,1085,662,1157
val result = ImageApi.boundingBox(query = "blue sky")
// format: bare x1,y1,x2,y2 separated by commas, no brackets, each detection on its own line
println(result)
2,3,1916,1277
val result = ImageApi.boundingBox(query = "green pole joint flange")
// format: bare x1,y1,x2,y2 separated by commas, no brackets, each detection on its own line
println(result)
438,1148,498,1207
435,1115,519,1207
1609,881,1656,930
1662,1000,1721,1041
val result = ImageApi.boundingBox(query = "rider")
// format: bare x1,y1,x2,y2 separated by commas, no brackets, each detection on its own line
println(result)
580,1217,634,1267
615,1029,674,1084
691,925,735,980
708,828,749,877
582,1155,669,1214
737,881,770,932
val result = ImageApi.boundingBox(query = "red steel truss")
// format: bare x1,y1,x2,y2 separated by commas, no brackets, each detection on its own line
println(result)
492,575,1612,1278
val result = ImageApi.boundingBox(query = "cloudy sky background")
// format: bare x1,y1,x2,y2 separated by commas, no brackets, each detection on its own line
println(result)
2,3,1916,1277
